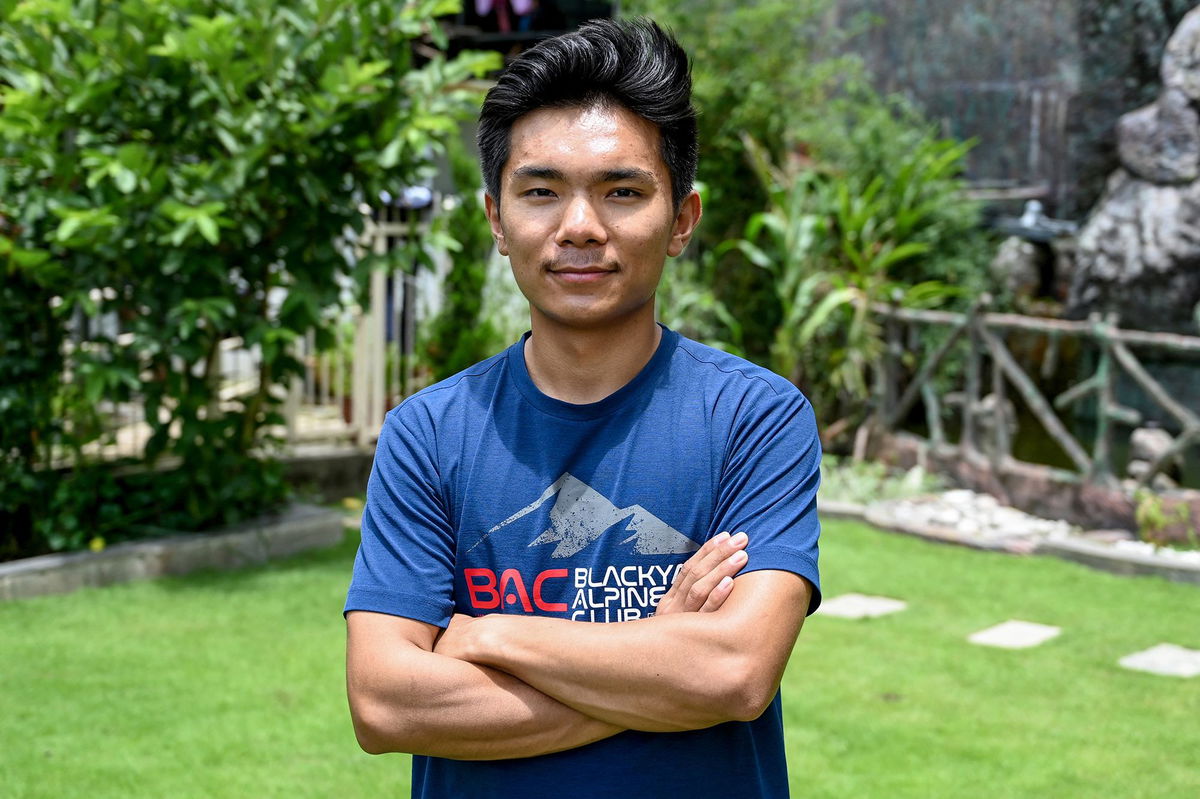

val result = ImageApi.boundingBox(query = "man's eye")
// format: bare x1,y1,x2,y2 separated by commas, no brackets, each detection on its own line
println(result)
611,188,642,199
524,188,556,198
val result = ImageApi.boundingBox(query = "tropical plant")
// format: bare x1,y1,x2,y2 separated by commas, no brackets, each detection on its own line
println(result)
656,251,744,356
724,99,984,430
0,0,498,558
622,0,864,361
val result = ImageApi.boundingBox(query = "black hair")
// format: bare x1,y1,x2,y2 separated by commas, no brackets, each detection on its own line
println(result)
477,17,698,210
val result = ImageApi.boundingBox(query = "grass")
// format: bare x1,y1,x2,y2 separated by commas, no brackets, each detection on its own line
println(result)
2,519,1198,798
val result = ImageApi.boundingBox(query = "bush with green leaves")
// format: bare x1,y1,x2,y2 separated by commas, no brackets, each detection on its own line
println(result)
0,0,498,557
725,96,988,431
420,135,502,381
623,0,862,361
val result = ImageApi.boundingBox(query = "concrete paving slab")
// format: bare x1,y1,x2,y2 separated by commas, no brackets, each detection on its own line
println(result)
1118,644,1200,678
817,593,908,619
968,619,1062,649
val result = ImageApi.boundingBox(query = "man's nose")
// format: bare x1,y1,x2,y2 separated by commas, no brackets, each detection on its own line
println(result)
555,195,607,247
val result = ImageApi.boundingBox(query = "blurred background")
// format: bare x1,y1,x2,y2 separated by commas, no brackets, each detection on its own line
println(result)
2,2,1198,797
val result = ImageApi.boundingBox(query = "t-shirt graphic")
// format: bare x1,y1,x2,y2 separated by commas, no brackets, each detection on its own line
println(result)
473,472,701,558
463,473,700,622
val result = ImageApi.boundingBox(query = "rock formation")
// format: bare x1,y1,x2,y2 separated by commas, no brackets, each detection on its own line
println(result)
1068,7,1200,331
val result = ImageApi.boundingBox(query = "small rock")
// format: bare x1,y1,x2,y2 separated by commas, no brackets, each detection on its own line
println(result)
990,236,1042,297
956,519,981,536
1082,528,1136,543
1126,459,1152,480
930,508,962,527
1130,426,1179,466
1162,7,1200,103
1116,89,1200,184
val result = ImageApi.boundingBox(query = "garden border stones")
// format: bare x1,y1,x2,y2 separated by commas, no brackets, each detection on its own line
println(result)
825,493,1200,587
0,503,343,601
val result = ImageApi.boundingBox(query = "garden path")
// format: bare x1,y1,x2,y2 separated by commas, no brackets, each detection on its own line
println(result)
816,592,1200,678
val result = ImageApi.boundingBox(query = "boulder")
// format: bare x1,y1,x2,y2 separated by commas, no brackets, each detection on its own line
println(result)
1116,88,1200,184
1067,169,1200,329
1130,426,1178,465
1162,7,1200,103
989,236,1041,298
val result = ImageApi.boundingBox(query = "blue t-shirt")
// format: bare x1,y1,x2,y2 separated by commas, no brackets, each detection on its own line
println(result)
345,326,822,799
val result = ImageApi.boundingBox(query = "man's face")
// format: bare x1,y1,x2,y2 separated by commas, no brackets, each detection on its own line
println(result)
485,103,701,332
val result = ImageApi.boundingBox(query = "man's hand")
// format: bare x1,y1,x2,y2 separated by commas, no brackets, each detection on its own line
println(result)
655,531,748,615
436,531,749,661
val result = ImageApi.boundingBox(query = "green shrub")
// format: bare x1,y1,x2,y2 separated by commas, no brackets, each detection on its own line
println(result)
0,0,497,557
421,135,502,381
624,0,863,361
725,96,986,430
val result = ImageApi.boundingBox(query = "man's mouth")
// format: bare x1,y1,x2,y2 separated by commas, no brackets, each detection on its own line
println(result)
549,265,613,274
549,265,615,282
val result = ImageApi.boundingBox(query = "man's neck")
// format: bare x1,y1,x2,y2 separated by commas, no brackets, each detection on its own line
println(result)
523,313,662,405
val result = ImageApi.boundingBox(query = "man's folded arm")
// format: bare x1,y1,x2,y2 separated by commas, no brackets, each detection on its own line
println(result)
345,611,622,760
436,568,812,733
345,529,753,758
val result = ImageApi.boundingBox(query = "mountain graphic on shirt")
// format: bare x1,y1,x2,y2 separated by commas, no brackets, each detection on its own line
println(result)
477,472,700,559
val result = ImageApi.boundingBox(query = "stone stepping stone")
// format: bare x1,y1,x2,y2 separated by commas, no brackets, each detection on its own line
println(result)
1118,644,1200,678
818,593,908,619
968,620,1061,649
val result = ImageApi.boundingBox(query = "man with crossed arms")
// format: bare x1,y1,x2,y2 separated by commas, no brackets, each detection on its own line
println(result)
344,17,821,799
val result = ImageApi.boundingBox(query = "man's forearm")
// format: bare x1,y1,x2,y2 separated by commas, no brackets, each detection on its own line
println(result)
440,571,811,733
347,615,621,760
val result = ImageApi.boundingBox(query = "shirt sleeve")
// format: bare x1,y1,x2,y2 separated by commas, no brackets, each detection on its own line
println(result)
710,384,822,615
343,403,457,627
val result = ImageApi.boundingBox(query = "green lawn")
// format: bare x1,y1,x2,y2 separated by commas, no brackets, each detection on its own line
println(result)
2,519,1197,798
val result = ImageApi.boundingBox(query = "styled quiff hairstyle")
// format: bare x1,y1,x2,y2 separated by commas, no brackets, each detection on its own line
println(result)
477,17,698,210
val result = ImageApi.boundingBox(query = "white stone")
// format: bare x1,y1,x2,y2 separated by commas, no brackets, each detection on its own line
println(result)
974,494,999,510
942,490,975,505
930,508,962,527
967,620,1062,649
1119,644,1200,678
956,519,981,535
817,593,908,619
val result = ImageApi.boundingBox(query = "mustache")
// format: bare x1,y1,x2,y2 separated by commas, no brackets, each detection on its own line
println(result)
542,252,618,271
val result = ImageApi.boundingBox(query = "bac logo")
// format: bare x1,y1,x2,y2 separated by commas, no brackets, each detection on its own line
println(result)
464,567,568,612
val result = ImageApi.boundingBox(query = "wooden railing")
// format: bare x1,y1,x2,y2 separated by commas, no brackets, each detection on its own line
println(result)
871,300,1200,489
71,209,430,462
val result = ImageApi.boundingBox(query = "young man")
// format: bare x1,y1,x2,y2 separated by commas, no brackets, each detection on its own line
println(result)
344,18,821,799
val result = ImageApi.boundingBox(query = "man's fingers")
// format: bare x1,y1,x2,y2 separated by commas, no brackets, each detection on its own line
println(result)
662,531,749,613
676,531,747,588
686,548,747,612
699,575,735,612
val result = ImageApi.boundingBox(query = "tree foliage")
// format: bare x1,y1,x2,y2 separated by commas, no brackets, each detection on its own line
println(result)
0,0,497,557
421,135,502,381
624,0,863,360
726,98,983,431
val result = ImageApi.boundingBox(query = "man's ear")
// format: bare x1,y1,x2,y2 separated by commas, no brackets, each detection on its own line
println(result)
484,194,508,256
667,190,702,258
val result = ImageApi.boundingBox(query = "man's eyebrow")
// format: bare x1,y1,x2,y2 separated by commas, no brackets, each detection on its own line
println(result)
510,166,565,181
508,166,659,184
597,167,657,184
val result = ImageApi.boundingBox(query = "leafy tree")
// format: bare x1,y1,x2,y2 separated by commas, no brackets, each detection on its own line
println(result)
421,135,502,381
624,0,863,361
0,0,497,556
